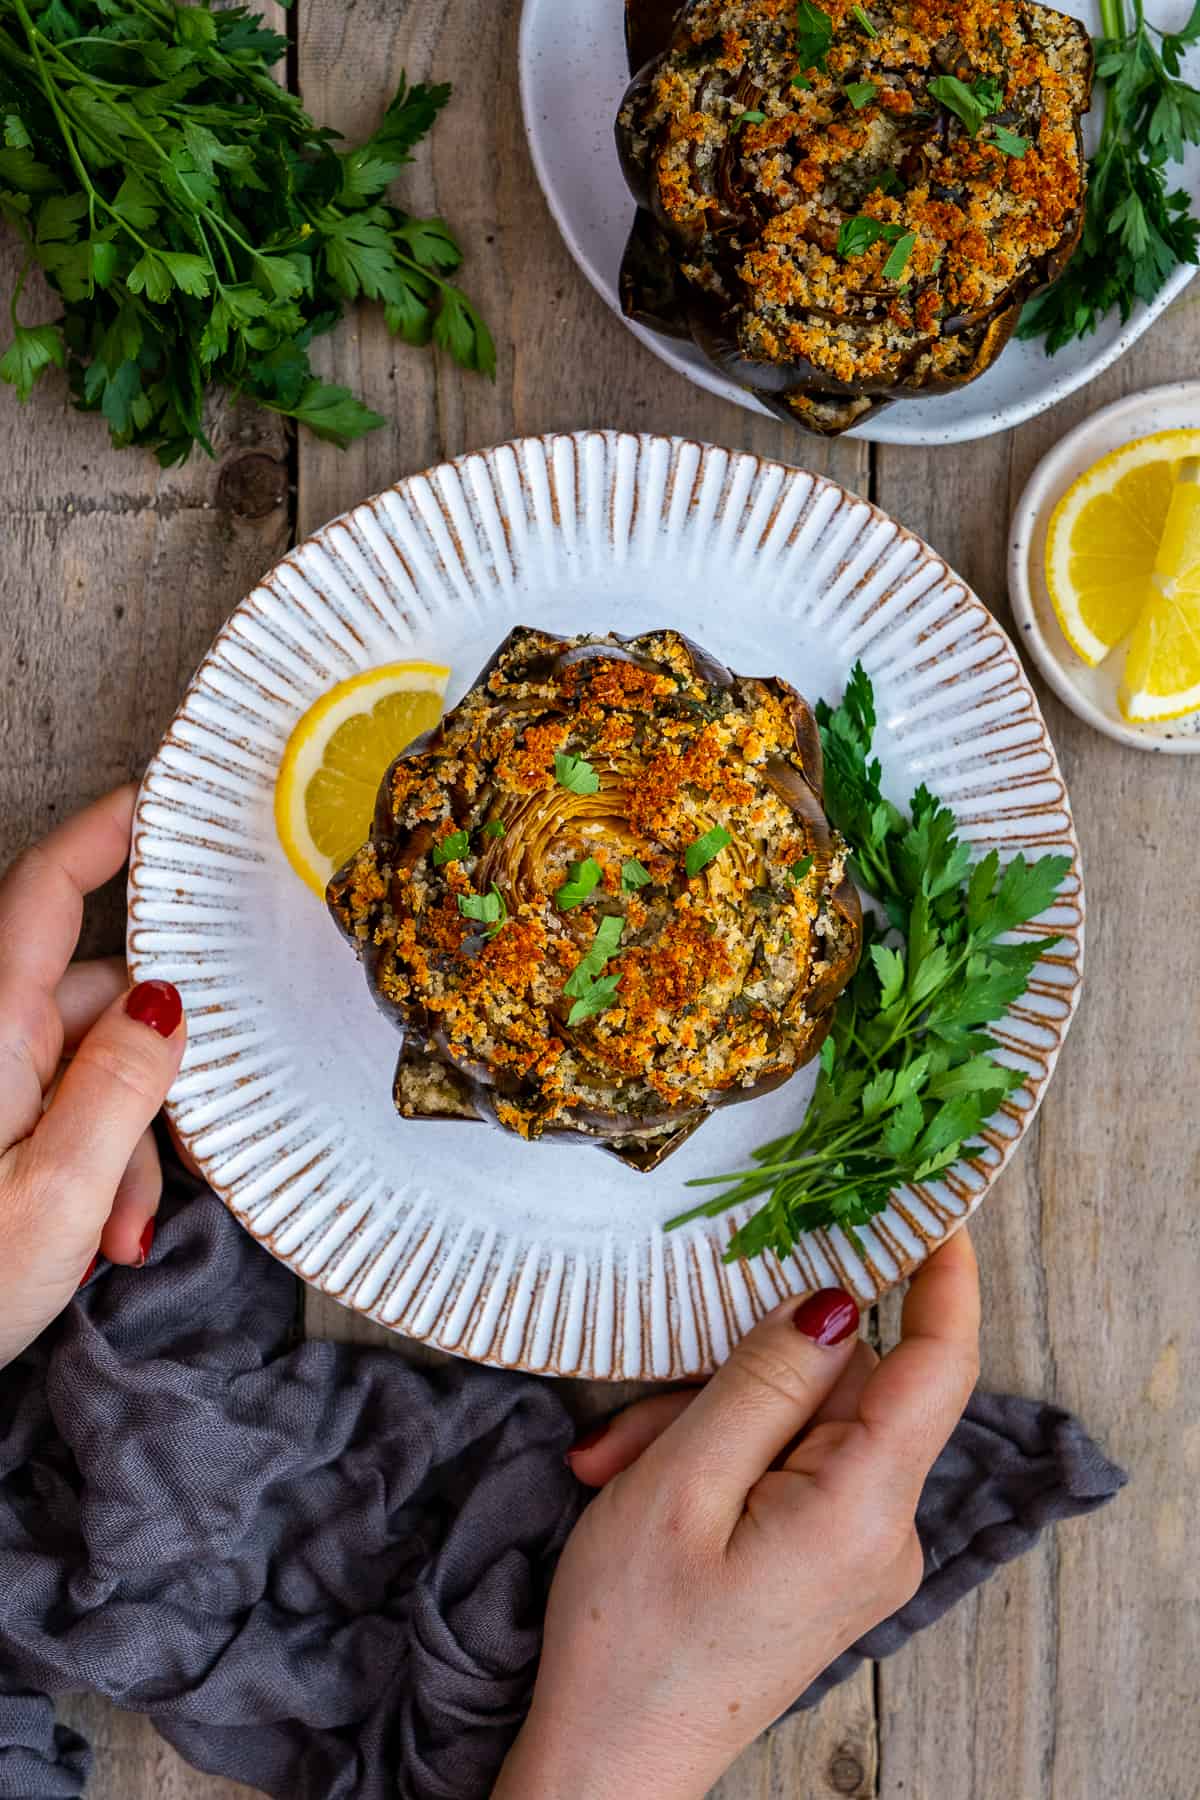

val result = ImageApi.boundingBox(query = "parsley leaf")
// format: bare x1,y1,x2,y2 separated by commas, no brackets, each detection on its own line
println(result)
667,663,1070,1261
0,15,492,462
794,0,833,75
735,109,767,127
554,751,601,795
0,321,64,400
621,857,652,891
556,857,602,910
685,825,732,877
482,819,506,840
844,81,878,110
851,4,879,36
433,829,471,867
563,913,624,1001
567,973,622,1027
458,884,508,936
836,214,905,258
991,124,1030,158
881,230,916,280
928,73,1005,136
788,854,815,884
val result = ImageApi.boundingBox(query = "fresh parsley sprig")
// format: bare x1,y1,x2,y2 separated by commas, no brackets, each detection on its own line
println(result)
1020,0,1200,352
667,665,1071,1263
0,0,494,462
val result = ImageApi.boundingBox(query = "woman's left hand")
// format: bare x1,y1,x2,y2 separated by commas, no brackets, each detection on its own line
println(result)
0,786,186,1369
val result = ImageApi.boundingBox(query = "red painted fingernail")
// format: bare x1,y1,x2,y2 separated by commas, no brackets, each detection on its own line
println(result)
793,1288,859,1346
566,1420,610,1461
125,980,183,1038
77,1254,98,1289
136,1218,155,1268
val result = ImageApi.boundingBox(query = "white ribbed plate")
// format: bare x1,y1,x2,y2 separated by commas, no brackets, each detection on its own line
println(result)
128,432,1083,1379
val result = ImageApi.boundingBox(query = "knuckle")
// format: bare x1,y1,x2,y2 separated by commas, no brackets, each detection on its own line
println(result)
73,1032,168,1107
731,1338,824,1414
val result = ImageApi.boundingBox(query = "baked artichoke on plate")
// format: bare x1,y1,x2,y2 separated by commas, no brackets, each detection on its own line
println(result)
615,0,1094,435
328,628,861,1170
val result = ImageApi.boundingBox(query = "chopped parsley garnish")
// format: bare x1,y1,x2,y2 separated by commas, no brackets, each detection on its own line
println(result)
621,858,652,891
564,913,625,1022
433,829,470,867
685,826,733,878
794,0,833,75
667,663,1070,1262
482,819,506,840
836,215,906,259
876,168,906,197
458,884,507,936
851,3,879,36
991,124,1030,158
567,974,622,1027
736,109,767,127
556,858,602,910
844,81,878,109
553,751,600,795
882,231,916,280
792,73,813,90
928,73,1005,137
788,854,815,884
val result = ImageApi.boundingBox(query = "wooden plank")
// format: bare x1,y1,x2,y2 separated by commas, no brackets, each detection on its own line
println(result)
873,293,1200,1800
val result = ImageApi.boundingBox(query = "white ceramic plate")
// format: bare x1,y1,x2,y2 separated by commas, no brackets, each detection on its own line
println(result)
1009,381,1200,752
518,0,1200,446
128,432,1083,1379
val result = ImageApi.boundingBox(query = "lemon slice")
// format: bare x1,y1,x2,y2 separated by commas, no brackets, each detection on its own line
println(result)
275,661,450,896
1044,429,1200,667
1120,458,1200,723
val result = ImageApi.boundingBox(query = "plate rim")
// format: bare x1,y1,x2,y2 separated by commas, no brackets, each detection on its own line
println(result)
516,0,1198,448
1008,381,1200,755
128,428,1086,1378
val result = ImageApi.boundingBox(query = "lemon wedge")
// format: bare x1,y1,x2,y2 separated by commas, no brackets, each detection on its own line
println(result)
275,661,450,896
1044,429,1200,667
1120,458,1200,723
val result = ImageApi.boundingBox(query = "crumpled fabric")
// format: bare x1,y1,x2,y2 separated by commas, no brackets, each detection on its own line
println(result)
0,1157,1126,1799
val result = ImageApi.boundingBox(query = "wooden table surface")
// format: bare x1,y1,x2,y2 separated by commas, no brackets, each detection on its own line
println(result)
2,2,1198,1795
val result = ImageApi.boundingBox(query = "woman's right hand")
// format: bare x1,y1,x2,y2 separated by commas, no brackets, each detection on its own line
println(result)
495,1230,980,1800
0,786,186,1370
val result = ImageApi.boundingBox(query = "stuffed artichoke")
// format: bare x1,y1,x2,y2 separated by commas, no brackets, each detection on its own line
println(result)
615,0,1094,435
328,628,861,1170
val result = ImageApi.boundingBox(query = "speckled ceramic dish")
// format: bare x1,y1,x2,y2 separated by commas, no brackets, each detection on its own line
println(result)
1009,382,1200,753
518,0,1200,446
128,432,1083,1378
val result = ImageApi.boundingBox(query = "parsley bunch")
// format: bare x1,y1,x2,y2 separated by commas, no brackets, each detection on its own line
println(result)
668,666,1071,1263
0,0,494,463
1021,0,1200,352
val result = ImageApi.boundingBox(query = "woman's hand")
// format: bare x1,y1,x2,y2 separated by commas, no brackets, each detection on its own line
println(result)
0,786,186,1369
495,1231,980,1800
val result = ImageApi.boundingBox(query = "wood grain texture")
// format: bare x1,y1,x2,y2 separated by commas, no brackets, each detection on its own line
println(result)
0,0,1197,1790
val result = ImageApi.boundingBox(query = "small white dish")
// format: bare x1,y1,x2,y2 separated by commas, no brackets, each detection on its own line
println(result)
1008,382,1200,754
517,0,1200,448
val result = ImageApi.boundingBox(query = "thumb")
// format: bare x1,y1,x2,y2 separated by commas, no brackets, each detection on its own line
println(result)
20,979,185,1269
636,1287,862,1534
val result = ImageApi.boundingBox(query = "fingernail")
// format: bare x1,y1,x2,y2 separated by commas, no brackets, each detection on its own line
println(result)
794,1287,859,1346
565,1420,610,1462
125,980,183,1038
136,1218,155,1268
77,1254,98,1289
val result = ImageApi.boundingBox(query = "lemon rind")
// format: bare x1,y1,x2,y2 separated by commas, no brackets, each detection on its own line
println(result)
275,662,450,898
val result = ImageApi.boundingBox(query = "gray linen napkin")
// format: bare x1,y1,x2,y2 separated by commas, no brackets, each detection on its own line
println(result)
0,1157,1125,1800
